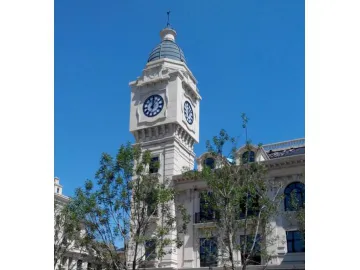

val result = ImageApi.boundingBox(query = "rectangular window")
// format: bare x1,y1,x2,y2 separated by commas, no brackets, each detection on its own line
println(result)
240,234,261,265
146,189,158,216
149,156,159,174
145,240,156,261
239,194,260,219
77,260,83,270
286,231,305,253
200,237,217,267
199,192,218,222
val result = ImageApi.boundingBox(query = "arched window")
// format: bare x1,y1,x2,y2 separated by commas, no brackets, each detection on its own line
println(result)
242,151,255,164
203,157,215,169
284,182,305,211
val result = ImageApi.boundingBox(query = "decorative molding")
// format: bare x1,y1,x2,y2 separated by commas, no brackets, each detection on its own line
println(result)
265,156,305,170
182,81,199,102
173,155,305,184
263,138,305,152
137,88,168,125
183,88,197,107
132,123,196,153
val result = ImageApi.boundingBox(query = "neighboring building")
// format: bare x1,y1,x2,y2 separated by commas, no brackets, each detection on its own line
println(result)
174,140,305,269
127,23,305,270
54,177,96,270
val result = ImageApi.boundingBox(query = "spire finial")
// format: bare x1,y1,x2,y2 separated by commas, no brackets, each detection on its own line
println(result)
166,10,171,27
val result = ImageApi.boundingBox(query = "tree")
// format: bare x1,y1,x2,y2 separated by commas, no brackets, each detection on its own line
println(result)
70,143,190,270
185,115,283,270
285,172,305,236
54,200,85,269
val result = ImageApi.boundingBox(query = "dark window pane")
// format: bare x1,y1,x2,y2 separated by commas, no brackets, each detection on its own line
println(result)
286,231,305,253
240,235,261,265
287,240,293,253
242,151,255,164
294,231,302,240
200,192,217,222
284,182,305,211
149,157,159,174
146,189,158,216
204,158,215,169
239,194,259,219
240,235,261,253
200,238,217,267
77,260,83,270
145,240,156,260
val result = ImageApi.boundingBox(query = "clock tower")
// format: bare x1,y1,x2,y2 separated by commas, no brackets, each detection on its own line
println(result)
129,26,201,176
129,25,201,268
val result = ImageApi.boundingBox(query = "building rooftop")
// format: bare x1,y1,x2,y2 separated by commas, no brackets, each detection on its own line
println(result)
267,146,305,159
147,27,186,63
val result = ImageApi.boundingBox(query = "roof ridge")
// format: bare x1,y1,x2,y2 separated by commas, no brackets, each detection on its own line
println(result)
263,138,305,151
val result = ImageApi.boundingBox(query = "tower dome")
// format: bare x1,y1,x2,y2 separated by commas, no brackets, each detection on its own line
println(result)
147,27,186,63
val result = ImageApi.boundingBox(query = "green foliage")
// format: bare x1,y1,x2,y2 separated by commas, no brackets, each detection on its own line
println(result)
54,201,85,268
193,118,283,270
70,143,190,270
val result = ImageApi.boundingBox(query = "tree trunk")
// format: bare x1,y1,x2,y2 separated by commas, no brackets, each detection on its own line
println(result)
132,241,139,270
228,235,235,270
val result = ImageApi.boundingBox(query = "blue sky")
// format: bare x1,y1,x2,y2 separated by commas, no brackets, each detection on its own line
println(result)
55,0,304,197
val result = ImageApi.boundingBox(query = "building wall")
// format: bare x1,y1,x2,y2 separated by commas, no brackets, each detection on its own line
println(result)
173,155,305,270
54,178,97,270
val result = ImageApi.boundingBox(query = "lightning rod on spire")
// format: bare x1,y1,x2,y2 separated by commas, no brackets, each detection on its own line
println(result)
167,10,171,27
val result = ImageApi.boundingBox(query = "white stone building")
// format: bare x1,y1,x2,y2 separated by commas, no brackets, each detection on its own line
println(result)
127,24,305,270
54,177,96,270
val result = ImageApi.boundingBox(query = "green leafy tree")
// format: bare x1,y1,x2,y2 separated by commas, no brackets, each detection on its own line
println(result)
70,143,190,270
54,201,85,269
186,114,283,270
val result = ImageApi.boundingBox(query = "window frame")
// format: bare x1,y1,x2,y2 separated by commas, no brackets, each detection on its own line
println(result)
149,156,160,174
77,260,83,270
145,239,157,261
199,191,218,222
242,151,255,164
203,157,215,169
284,182,305,211
286,230,305,253
199,237,218,267
240,234,262,265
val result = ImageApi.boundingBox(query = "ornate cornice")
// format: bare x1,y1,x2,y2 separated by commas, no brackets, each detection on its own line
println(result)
129,59,201,100
172,155,305,184
263,138,305,151
54,192,70,204
264,154,305,169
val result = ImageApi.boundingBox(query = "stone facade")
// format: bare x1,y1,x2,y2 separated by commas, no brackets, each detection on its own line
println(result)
127,26,305,270
54,177,96,270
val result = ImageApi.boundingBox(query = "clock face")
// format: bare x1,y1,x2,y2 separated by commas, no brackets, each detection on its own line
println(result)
143,95,164,117
184,101,194,125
